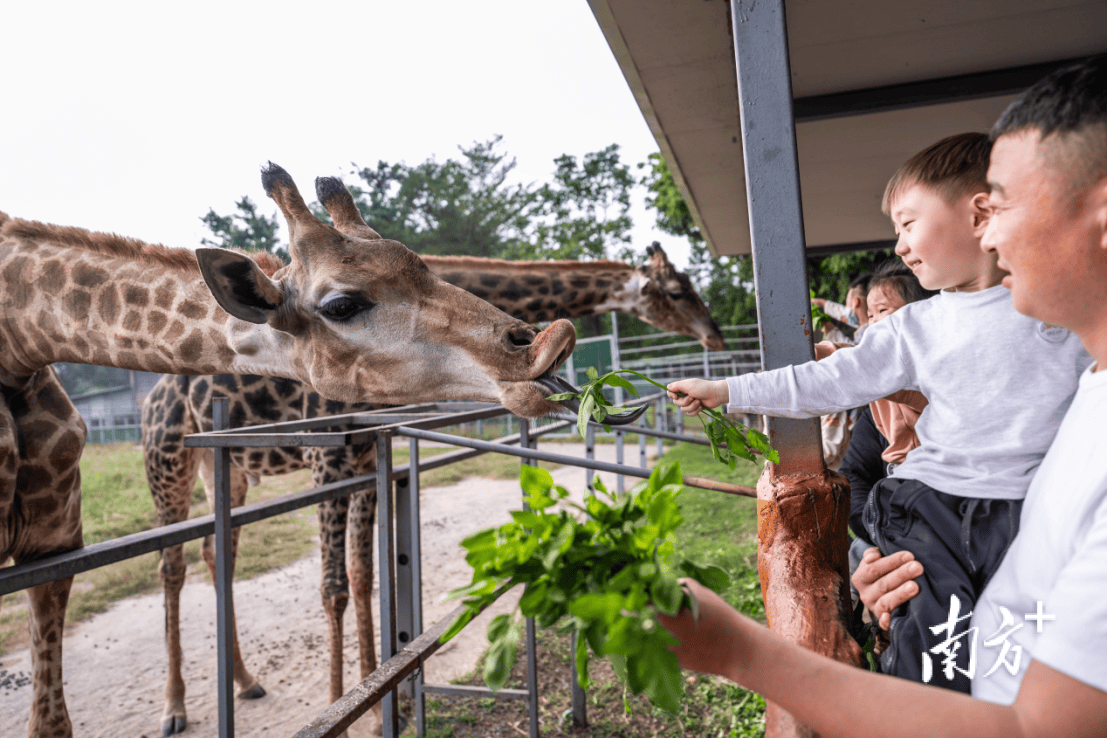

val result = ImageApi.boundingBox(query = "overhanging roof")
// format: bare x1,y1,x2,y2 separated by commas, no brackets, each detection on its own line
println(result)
588,0,1107,257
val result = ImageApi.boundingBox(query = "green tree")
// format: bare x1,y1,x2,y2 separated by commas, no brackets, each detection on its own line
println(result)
508,144,635,262
199,196,286,260
349,136,538,258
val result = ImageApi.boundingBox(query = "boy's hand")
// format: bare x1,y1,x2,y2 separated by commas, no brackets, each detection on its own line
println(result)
851,548,924,631
666,378,728,417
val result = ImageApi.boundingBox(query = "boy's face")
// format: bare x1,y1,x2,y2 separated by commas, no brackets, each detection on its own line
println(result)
866,283,906,324
982,130,1104,329
889,184,995,292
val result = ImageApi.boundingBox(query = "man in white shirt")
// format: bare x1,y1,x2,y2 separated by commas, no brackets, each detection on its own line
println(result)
660,54,1107,736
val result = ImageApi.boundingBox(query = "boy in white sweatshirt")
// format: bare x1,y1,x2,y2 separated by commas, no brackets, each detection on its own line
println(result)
668,131,1093,692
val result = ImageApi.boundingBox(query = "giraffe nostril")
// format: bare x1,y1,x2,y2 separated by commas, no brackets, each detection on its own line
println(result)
505,325,536,350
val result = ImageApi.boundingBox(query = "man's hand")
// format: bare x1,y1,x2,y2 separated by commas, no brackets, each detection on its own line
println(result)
666,378,729,417
657,578,747,679
851,548,923,630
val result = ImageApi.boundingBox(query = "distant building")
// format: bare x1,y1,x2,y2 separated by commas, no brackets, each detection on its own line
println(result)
68,370,163,444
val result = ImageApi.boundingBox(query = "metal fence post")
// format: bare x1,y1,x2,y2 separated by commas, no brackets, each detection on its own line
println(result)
212,396,235,738
612,315,624,494
730,2,862,736
408,437,428,737
585,424,595,489
376,430,400,738
518,419,542,738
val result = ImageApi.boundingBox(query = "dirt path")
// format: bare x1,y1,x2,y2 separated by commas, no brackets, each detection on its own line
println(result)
0,443,654,738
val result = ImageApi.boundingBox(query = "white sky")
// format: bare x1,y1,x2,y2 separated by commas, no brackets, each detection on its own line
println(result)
1,1,692,269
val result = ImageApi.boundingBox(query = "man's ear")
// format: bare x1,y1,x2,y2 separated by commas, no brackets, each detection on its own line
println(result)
1092,177,1107,253
970,192,993,234
196,248,284,324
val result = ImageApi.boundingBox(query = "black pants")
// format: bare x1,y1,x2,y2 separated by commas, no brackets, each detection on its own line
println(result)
863,478,1022,693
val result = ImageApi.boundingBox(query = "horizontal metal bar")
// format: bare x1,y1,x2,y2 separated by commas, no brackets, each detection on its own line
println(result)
0,473,374,596
792,57,1086,122
292,597,505,738
420,684,530,701
413,420,574,475
397,426,753,496
184,429,374,448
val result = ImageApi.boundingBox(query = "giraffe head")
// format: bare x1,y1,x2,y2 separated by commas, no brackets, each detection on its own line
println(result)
635,243,726,350
196,164,575,417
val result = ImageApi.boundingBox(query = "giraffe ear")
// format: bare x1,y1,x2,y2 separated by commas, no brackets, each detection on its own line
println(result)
196,248,284,324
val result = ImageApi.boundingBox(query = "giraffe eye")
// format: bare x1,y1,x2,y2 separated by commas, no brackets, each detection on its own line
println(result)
320,296,368,322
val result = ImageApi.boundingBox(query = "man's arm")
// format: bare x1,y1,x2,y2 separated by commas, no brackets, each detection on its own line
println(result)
659,579,1107,738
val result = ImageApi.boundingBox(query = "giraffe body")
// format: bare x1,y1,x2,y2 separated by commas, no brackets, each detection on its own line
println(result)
143,240,720,735
0,166,575,738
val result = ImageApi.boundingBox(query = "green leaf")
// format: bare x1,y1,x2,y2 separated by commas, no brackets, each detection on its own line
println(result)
679,560,733,592
650,573,684,616
439,609,475,643
483,641,515,692
568,592,623,623
510,510,541,529
586,366,600,382
574,630,592,688
519,580,549,615
487,613,513,642
544,392,577,401
519,465,554,497
444,577,497,602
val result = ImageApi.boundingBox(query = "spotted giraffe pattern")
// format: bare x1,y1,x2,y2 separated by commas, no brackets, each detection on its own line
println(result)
141,242,722,736
425,242,725,350
0,165,576,738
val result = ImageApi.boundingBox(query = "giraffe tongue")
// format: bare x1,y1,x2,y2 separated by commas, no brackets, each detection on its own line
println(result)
535,374,648,426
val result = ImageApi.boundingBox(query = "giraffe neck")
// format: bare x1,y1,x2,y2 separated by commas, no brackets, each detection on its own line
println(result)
423,256,642,323
0,219,296,380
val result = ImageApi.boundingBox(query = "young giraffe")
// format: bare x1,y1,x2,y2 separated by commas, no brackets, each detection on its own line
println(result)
0,165,576,738
142,239,722,736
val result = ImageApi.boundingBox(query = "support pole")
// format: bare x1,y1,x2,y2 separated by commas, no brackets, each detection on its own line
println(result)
213,397,235,738
518,420,542,738
376,431,400,738
730,2,862,736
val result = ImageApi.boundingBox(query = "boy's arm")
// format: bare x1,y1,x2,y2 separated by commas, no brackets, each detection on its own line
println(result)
726,319,914,418
659,579,1107,738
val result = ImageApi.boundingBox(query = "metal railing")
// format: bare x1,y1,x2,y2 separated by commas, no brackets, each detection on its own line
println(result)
0,394,756,738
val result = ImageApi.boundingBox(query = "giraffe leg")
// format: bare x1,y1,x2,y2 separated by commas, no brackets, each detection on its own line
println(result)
349,485,383,734
316,496,351,707
25,576,74,738
144,392,203,737
198,456,266,700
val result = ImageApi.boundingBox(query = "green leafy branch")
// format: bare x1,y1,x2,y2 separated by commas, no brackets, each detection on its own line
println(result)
546,367,779,468
441,463,731,714
810,290,831,332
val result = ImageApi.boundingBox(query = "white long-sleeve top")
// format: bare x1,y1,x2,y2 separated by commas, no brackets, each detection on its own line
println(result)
726,286,1093,500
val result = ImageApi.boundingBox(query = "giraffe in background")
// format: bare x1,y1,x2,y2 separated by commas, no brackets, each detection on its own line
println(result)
0,165,575,738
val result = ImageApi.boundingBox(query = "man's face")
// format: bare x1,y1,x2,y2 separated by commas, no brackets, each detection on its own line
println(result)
846,287,869,325
890,184,992,292
982,130,1101,328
